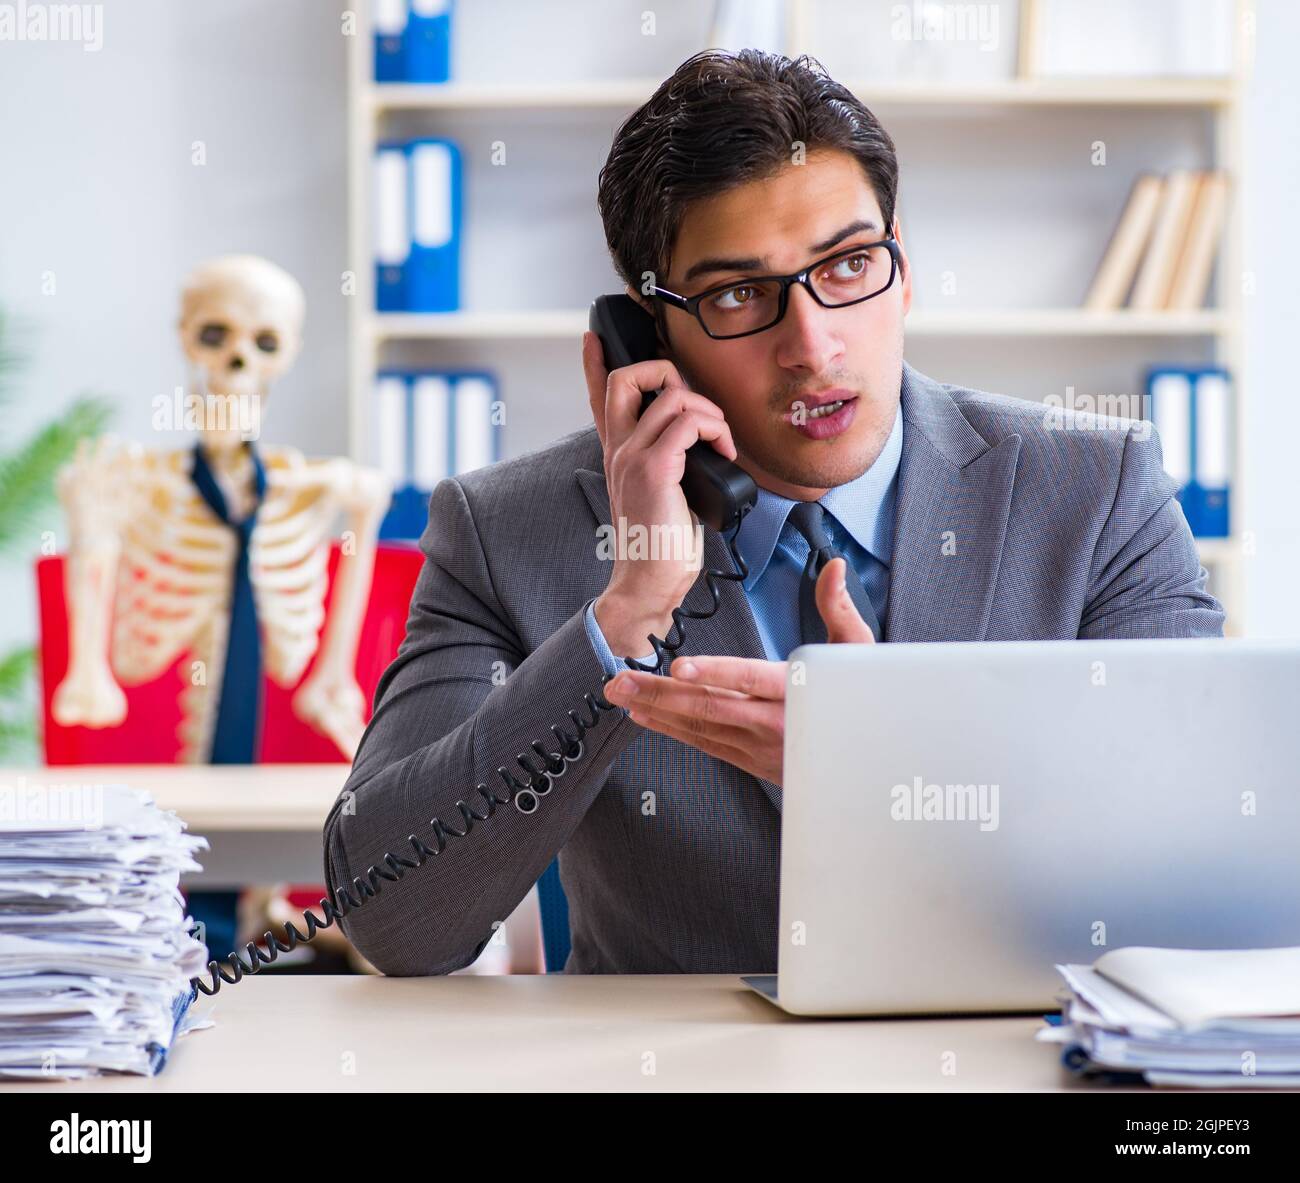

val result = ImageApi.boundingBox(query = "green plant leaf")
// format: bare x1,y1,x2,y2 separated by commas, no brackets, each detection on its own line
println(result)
0,717,37,762
0,645,37,762
0,645,34,700
0,393,114,554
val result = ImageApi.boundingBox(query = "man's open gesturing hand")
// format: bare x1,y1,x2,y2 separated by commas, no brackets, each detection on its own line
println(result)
603,557,875,785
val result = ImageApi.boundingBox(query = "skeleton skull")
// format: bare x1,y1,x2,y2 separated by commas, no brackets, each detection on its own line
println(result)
178,255,305,446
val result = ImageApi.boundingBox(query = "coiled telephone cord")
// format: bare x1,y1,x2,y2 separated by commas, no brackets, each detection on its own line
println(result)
190,512,750,996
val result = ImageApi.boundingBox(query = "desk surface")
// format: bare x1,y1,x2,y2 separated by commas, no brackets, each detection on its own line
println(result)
9,763,348,830
3,974,1101,1092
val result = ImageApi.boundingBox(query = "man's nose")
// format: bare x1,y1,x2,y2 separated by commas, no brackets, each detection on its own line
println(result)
775,283,842,373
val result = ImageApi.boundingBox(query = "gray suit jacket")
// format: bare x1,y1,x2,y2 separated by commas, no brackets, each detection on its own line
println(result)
322,361,1223,975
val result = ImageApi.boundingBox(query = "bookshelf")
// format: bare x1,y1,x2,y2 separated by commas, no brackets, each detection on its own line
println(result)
346,0,1253,633
371,308,1231,341
365,76,1240,111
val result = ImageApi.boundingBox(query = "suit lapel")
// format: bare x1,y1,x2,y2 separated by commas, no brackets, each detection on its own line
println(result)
885,362,1021,642
574,465,782,812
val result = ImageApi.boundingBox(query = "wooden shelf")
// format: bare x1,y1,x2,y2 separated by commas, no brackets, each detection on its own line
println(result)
366,76,1237,113
373,310,584,340
368,79,666,112
907,309,1228,337
369,307,1229,341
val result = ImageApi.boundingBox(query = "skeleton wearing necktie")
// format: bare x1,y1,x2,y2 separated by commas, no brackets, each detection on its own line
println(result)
51,255,392,761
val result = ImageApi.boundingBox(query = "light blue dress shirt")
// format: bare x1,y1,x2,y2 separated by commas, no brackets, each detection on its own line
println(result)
584,404,904,700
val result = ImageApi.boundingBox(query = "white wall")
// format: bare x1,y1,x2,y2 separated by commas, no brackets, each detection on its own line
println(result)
1241,0,1300,638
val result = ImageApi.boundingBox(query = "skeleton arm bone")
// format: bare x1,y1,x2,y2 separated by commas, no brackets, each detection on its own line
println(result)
50,438,131,728
290,460,393,758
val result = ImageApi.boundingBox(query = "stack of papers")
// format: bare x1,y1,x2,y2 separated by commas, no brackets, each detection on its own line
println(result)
0,780,210,1079
1039,946,1300,1088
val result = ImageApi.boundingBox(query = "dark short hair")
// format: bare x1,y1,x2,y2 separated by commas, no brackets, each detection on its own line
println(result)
596,49,901,325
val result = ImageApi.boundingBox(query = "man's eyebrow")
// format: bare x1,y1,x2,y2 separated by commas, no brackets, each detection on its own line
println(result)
680,219,881,285
807,218,882,256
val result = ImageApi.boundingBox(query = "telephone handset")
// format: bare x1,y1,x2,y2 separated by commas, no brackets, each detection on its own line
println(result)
588,294,756,534
189,297,752,995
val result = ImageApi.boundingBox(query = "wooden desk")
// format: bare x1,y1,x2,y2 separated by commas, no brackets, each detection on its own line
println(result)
0,975,1098,1092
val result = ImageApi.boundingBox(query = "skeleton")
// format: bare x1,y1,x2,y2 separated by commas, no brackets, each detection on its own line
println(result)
51,255,392,761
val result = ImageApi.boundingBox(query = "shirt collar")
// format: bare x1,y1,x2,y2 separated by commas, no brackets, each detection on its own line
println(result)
736,402,903,591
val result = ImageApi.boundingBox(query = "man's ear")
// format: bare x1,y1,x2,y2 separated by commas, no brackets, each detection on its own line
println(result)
624,284,655,317
892,216,912,316
624,284,670,359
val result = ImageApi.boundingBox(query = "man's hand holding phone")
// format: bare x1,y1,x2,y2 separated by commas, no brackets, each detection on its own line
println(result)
582,329,738,656
582,329,876,788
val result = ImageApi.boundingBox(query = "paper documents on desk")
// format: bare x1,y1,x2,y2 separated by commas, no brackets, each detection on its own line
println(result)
0,781,209,1079
1038,946,1300,1089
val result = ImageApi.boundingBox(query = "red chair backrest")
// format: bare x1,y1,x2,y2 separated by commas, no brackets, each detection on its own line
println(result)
36,542,424,765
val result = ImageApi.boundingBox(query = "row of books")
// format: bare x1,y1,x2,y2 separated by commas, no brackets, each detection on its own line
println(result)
1146,366,1231,539
374,369,501,539
374,0,452,83
1085,170,1229,312
370,367,1224,540
374,138,462,312
367,365,1227,540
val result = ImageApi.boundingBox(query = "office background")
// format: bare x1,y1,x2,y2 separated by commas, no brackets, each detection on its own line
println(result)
1,0,1296,681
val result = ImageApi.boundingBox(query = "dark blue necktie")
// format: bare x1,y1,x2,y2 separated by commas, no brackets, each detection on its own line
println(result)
189,441,267,763
785,500,882,644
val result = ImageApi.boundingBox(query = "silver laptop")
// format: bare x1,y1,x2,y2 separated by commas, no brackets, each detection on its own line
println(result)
744,639,1300,1017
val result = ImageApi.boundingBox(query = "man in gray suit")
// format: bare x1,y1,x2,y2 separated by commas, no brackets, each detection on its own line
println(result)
324,50,1222,977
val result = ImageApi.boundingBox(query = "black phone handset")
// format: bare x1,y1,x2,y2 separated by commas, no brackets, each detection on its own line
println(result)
587,294,757,535
189,296,755,995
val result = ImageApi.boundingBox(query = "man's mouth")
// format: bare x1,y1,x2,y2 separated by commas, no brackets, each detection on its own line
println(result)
783,391,859,440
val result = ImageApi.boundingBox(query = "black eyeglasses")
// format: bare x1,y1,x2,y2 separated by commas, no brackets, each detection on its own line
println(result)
650,236,901,340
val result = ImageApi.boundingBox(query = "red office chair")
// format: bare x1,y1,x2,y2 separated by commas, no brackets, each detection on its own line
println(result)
35,542,425,915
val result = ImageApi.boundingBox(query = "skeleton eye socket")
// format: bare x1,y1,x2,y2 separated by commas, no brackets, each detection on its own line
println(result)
198,323,228,348
255,332,279,354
